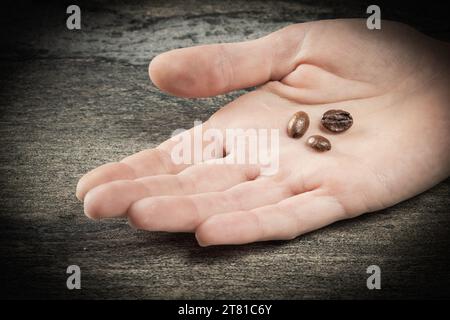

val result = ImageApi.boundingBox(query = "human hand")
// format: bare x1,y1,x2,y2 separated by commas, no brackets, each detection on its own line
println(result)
76,19,450,246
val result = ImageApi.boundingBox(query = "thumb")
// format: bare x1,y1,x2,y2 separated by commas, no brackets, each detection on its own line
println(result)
148,23,308,98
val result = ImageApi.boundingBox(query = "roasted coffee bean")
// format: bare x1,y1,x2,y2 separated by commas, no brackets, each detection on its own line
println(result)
287,111,310,138
321,109,353,132
306,135,331,152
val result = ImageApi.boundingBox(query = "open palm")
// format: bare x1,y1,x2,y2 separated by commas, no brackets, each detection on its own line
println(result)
76,19,450,246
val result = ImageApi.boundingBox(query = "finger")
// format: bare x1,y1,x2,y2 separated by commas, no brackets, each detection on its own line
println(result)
127,177,294,232
76,162,137,201
83,163,260,219
75,148,175,201
76,122,223,201
195,190,347,246
149,24,308,97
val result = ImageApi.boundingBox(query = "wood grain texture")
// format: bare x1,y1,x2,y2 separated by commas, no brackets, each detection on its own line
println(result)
0,0,449,299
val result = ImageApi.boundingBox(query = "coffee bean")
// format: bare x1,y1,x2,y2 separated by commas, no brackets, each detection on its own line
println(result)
321,109,353,132
287,111,310,138
306,135,331,152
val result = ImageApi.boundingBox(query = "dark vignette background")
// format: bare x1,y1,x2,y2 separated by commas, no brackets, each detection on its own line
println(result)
0,0,449,299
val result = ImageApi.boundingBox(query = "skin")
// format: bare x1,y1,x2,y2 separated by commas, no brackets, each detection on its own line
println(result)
76,19,450,246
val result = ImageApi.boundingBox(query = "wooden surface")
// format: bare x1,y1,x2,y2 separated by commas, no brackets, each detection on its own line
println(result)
0,0,449,299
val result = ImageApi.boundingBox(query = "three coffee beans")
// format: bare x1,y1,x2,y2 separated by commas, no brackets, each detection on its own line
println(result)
287,109,353,152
